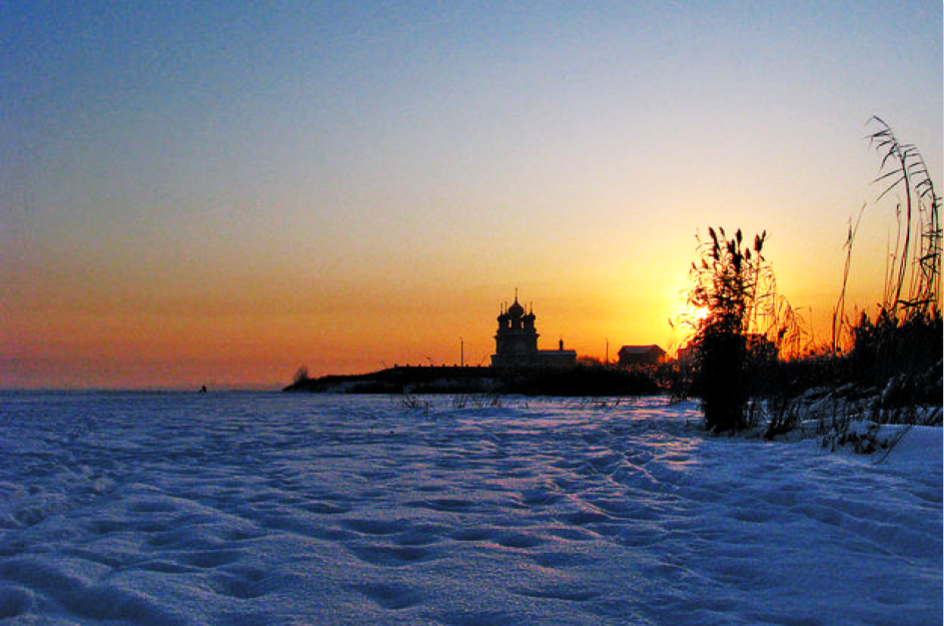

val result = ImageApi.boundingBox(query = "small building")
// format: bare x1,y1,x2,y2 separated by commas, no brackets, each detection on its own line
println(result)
745,333,777,361
617,344,666,367
676,342,695,364
675,333,776,364
491,294,576,368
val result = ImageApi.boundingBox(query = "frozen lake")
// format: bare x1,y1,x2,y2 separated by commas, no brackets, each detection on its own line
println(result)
0,392,940,625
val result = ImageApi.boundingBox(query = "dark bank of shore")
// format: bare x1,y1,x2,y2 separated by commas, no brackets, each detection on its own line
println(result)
283,364,663,396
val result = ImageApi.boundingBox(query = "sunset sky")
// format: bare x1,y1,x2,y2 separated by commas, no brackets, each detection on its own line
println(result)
2,1,942,389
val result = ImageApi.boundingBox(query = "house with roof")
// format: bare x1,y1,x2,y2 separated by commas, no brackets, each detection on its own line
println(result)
617,344,666,367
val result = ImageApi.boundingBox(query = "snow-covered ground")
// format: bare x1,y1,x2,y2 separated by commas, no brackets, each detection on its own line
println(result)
0,392,940,625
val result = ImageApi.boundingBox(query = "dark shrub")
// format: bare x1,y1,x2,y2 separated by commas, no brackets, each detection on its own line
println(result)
688,228,769,432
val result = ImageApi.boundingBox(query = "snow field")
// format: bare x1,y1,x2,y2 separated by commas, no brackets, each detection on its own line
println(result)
0,392,940,625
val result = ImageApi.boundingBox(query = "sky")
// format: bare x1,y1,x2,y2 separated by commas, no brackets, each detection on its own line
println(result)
2,0,941,389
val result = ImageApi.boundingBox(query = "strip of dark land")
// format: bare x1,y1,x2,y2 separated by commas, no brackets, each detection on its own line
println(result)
283,364,662,396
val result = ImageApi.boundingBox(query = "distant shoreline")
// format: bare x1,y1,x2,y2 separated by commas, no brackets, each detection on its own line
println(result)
283,364,663,396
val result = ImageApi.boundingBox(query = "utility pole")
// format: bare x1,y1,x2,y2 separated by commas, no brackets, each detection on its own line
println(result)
605,339,609,365
460,337,464,367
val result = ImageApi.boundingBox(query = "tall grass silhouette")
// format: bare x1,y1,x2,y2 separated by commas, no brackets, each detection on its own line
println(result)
834,117,941,350
686,228,769,432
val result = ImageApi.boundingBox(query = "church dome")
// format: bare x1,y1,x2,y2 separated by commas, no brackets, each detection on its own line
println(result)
507,299,525,317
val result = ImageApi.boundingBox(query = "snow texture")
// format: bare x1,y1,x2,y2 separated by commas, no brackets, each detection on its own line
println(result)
0,392,940,625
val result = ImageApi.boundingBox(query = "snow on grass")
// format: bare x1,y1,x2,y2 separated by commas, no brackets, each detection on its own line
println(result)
0,391,940,625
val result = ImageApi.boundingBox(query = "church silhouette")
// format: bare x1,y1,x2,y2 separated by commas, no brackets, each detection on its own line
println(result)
491,292,576,368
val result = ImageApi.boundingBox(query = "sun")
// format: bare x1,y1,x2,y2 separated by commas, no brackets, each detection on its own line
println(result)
668,304,711,352
675,305,709,326
692,306,710,322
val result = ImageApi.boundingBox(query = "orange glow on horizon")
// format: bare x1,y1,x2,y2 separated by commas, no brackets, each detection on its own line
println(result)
0,221,909,390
